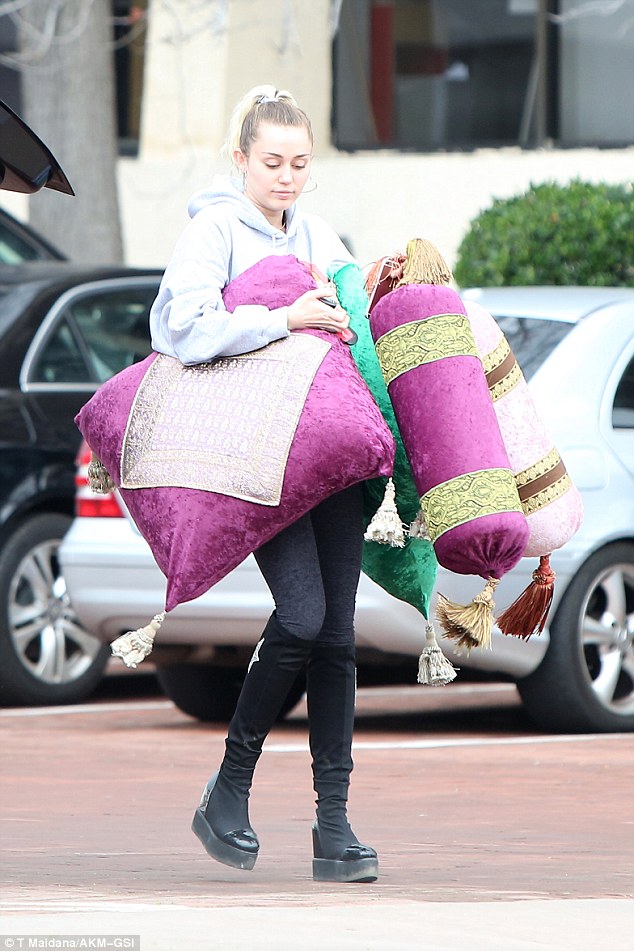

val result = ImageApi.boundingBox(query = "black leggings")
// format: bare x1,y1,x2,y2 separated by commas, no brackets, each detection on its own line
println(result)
254,484,364,646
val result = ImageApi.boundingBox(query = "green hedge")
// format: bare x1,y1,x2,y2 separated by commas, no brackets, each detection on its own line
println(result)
454,180,634,287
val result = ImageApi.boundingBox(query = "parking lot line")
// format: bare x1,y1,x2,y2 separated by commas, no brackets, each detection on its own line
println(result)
0,683,513,718
266,732,632,752
0,700,173,717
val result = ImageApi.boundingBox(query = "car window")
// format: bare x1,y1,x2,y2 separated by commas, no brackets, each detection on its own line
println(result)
30,317,92,383
0,220,47,264
494,316,573,380
613,355,634,429
68,287,155,383
27,283,157,387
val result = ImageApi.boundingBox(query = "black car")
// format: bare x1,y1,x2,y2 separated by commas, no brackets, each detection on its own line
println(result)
0,206,66,264
0,262,161,705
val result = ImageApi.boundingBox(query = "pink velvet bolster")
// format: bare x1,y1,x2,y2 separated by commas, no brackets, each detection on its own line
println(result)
465,300,583,558
370,284,529,579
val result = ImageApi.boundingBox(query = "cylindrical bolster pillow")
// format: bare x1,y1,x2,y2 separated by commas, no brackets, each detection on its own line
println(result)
465,299,583,557
370,283,530,579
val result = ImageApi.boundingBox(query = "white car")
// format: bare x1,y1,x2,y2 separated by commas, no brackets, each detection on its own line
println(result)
60,286,634,733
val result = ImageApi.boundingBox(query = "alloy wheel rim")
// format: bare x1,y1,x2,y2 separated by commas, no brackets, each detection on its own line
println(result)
8,538,103,685
579,561,634,717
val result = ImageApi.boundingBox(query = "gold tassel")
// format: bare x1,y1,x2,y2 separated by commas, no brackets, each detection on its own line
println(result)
417,622,458,686
436,577,500,652
397,238,453,288
363,478,405,547
497,554,556,640
110,612,166,668
87,452,115,494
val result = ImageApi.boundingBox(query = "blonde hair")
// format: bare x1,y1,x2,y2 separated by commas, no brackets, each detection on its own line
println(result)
223,84,313,169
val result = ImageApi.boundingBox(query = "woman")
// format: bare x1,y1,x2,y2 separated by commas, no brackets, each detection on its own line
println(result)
150,84,378,884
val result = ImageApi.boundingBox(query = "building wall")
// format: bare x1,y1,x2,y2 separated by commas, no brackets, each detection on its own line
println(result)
139,0,333,158
117,144,634,272
116,0,634,273
5,0,634,276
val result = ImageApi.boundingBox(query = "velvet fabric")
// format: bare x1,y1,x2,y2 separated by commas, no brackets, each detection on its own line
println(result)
465,299,583,557
370,284,530,580
75,255,394,612
331,262,438,619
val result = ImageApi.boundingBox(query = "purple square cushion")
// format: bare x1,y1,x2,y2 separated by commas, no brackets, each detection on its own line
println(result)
76,255,395,611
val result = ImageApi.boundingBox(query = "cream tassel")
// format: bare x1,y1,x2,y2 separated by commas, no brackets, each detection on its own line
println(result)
417,622,458,686
408,507,430,541
110,612,166,668
363,478,405,547
87,452,115,494
435,577,500,652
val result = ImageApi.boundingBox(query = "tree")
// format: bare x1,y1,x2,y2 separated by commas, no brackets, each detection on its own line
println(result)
12,0,123,263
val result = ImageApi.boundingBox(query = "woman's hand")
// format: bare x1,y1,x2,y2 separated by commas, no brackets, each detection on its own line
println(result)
287,284,350,334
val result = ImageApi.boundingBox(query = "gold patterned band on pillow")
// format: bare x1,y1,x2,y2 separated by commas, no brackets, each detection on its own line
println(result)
482,336,523,401
420,467,523,543
374,313,478,386
515,447,572,517
120,334,331,505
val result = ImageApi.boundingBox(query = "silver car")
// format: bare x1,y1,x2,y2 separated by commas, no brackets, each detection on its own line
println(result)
59,286,634,733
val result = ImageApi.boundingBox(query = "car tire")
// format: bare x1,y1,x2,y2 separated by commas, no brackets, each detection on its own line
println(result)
0,513,110,706
517,542,634,733
156,662,306,723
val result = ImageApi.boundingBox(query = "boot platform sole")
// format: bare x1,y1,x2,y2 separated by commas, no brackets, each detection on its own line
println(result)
312,856,378,883
192,807,258,871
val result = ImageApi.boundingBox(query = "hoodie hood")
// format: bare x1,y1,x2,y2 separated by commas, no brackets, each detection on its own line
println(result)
187,174,299,238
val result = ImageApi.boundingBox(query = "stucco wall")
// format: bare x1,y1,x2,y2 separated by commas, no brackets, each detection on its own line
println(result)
117,145,634,272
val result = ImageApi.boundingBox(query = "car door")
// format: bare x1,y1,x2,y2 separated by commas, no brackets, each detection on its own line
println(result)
21,277,159,450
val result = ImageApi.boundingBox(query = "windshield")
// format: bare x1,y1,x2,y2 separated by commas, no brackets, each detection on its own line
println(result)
495,316,573,380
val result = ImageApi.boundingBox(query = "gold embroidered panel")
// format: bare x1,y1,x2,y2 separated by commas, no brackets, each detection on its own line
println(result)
515,446,562,490
482,336,510,376
120,335,330,505
375,313,478,387
483,336,522,401
421,467,523,542
516,447,572,516
521,473,572,516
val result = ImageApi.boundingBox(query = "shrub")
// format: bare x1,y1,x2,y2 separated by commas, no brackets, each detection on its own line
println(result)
454,180,634,287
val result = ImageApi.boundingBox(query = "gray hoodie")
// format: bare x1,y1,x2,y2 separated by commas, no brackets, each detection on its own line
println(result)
149,174,355,364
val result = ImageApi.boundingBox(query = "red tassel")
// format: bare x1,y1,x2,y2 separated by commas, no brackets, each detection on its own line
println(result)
497,554,556,640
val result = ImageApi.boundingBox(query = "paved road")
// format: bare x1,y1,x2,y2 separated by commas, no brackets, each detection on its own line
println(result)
2,678,633,950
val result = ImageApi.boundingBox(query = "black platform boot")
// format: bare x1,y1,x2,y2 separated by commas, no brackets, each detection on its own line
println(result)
307,641,378,883
192,615,312,870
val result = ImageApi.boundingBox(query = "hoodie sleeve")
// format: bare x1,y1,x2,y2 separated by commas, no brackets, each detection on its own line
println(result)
149,214,289,365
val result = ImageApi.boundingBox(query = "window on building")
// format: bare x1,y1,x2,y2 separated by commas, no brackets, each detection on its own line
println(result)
558,0,634,147
333,0,634,152
334,0,538,151
113,1,148,155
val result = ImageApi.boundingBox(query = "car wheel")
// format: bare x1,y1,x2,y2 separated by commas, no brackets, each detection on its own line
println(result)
0,513,110,706
517,542,634,733
156,662,306,723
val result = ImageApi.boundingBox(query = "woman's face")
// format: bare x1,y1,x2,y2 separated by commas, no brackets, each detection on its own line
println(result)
234,121,312,228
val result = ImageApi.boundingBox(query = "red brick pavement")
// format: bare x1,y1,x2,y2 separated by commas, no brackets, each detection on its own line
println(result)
1,684,633,908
